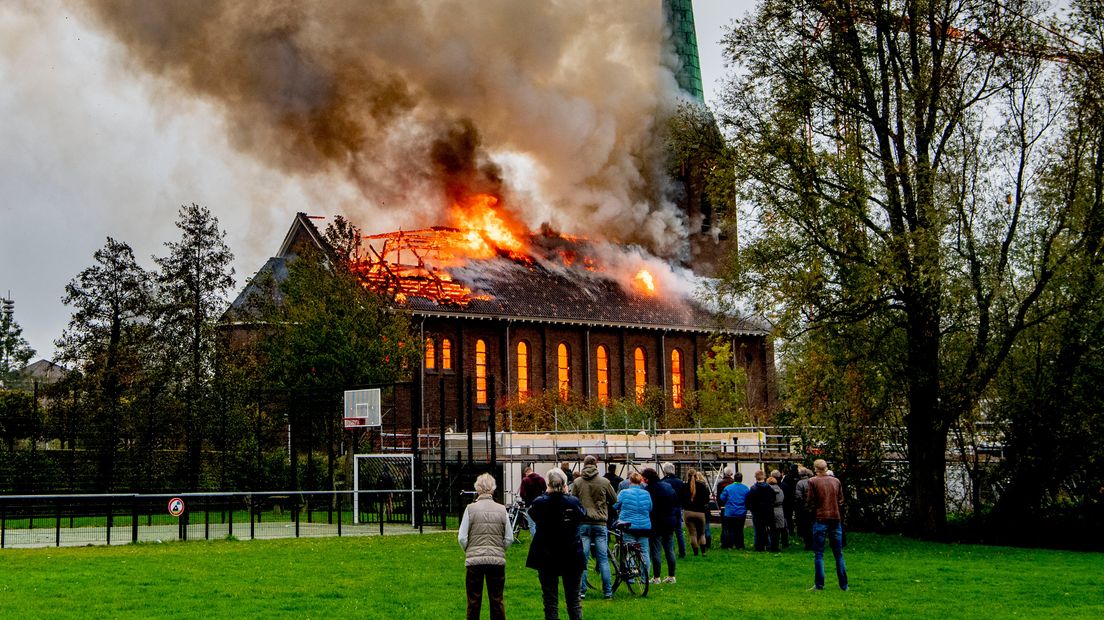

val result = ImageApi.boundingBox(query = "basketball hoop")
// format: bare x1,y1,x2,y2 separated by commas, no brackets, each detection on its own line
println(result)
344,389,382,429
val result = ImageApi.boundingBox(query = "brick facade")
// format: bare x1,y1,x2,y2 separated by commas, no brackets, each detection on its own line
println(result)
417,317,774,431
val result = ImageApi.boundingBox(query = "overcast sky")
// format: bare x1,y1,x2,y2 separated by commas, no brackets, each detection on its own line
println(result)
0,0,756,362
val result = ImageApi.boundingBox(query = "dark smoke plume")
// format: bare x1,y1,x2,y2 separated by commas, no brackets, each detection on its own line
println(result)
72,0,689,255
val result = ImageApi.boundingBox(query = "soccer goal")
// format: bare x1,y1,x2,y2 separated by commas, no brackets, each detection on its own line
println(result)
352,453,415,526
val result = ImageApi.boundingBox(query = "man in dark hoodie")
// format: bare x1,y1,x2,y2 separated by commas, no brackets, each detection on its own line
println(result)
746,470,776,551
570,455,618,599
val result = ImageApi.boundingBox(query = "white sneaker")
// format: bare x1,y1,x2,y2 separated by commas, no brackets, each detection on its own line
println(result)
649,577,661,584
663,576,676,584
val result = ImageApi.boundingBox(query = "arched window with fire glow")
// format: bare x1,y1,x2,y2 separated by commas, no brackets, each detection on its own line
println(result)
475,339,487,405
441,338,453,370
634,347,647,403
596,345,610,405
517,341,530,403
557,343,571,400
425,337,436,370
671,348,684,409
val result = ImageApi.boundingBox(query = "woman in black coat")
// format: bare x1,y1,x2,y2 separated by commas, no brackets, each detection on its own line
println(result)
527,468,587,620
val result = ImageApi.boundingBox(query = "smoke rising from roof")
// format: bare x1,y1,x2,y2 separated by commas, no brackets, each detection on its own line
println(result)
74,0,689,256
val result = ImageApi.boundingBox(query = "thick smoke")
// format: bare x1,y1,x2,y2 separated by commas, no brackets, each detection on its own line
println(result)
72,0,689,256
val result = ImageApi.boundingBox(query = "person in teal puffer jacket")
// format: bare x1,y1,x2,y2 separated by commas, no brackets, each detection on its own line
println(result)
612,471,652,569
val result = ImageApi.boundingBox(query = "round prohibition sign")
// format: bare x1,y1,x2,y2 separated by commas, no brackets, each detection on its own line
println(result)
167,497,186,517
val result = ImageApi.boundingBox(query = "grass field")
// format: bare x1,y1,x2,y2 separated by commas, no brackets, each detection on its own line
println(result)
0,528,1100,619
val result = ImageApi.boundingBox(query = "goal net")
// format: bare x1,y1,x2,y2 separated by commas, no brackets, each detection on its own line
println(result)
352,454,415,526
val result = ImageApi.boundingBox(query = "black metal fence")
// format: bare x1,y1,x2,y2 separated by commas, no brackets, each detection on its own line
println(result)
0,489,449,549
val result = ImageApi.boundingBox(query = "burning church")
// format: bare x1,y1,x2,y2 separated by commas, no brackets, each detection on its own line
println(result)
225,193,776,434
140,0,776,433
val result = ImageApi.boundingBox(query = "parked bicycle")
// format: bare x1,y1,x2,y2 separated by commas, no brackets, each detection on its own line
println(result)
609,522,649,597
505,496,530,543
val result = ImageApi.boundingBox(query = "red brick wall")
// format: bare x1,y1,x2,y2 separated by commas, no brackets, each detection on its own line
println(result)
418,317,773,431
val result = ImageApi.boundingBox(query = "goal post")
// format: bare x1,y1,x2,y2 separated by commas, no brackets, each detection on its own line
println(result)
352,453,415,526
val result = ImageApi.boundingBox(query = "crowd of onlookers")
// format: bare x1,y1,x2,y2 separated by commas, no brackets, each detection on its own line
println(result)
458,457,848,620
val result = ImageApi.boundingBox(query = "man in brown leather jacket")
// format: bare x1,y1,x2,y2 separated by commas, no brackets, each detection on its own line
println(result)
805,459,849,591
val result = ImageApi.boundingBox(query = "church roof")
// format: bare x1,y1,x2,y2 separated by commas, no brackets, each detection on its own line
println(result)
225,213,768,336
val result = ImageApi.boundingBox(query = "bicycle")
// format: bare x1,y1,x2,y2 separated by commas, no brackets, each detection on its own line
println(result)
505,496,530,543
609,522,649,597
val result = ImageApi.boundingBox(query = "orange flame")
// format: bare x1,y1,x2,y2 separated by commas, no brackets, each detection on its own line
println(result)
633,269,656,295
450,194,528,260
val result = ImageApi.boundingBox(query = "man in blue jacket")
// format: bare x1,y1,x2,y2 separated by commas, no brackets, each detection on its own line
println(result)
718,471,749,549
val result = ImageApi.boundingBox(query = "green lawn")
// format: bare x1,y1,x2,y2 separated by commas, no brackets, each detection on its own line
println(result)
0,529,1100,619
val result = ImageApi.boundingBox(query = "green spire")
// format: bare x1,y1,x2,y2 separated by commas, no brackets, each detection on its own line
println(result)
664,0,705,103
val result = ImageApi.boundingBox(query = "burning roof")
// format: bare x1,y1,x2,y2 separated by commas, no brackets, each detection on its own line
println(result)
227,203,766,336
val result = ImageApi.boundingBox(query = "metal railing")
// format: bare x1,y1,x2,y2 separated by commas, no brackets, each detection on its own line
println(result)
0,490,435,550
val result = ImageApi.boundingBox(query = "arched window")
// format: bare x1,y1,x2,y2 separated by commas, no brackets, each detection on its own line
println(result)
475,339,487,405
425,337,436,370
441,338,453,370
517,341,530,403
596,345,610,405
557,343,571,401
634,347,647,404
671,349,684,409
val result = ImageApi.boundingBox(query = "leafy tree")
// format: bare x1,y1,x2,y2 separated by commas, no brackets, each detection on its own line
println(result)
685,340,752,427
56,237,153,491
720,0,1091,534
988,0,1104,545
263,250,417,388
0,389,38,451
154,204,235,489
0,298,35,388
254,220,417,490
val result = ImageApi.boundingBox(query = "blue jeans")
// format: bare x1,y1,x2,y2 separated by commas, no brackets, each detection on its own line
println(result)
578,523,612,597
812,520,848,590
526,510,537,538
649,532,676,578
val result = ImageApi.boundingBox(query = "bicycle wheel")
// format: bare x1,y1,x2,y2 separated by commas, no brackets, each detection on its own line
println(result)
513,513,526,542
620,544,649,597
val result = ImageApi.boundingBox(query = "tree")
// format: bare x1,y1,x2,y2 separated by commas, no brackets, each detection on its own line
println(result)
686,340,752,428
720,0,1091,535
0,389,38,451
989,0,1104,546
254,220,417,490
56,237,153,491
0,298,35,388
154,204,235,489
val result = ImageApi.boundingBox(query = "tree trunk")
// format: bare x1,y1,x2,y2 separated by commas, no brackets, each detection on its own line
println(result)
906,295,947,536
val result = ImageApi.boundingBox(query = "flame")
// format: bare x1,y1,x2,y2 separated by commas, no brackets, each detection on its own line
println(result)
633,269,656,295
450,194,528,260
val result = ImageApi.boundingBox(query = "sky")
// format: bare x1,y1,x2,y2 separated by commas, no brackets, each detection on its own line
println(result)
0,0,756,362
